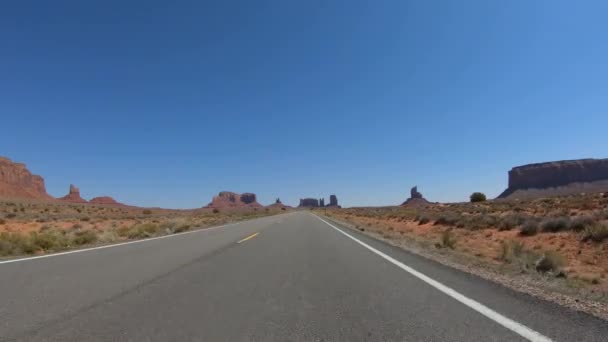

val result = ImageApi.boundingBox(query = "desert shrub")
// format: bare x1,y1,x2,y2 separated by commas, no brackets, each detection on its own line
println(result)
173,224,191,233
520,220,539,236
569,216,595,232
80,217,90,222
535,251,565,273
499,240,525,262
0,218,5,225
71,230,98,245
581,223,608,242
5,213,17,219
540,217,571,233
0,232,36,255
440,230,456,249
498,214,527,231
213,208,220,214
29,231,70,251
142,209,152,215
434,214,460,227
118,223,161,239
71,223,83,230
511,240,524,257
418,216,430,225
281,207,286,211
470,192,487,203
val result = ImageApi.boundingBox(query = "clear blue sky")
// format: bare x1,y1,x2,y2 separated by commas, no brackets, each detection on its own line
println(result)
2,1,607,208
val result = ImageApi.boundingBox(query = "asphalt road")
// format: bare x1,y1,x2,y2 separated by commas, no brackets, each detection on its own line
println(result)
1,212,606,341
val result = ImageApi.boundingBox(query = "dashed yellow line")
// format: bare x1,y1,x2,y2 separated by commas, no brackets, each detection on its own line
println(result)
237,232,259,244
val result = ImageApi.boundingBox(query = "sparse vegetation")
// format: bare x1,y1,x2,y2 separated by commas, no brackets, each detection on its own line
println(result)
439,229,456,249
470,192,487,202
582,223,608,242
535,251,565,273
0,199,283,258
540,216,570,232
520,220,539,236
418,216,430,225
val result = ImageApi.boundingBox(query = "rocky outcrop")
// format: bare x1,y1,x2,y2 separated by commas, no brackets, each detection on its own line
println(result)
299,198,320,207
402,186,429,206
89,196,123,206
59,184,88,203
267,197,291,210
320,198,325,207
328,195,339,207
0,157,53,200
498,158,608,199
410,186,423,199
205,191,262,209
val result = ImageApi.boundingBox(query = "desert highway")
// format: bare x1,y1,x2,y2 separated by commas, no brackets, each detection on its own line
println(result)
1,212,606,341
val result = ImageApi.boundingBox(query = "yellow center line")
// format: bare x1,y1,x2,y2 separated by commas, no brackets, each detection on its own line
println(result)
237,232,259,244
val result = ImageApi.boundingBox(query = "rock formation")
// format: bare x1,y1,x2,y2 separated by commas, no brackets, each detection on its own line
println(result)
410,186,423,199
320,198,325,207
497,158,608,199
205,191,262,209
0,157,53,200
89,196,123,206
59,184,88,203
267,197,291,210
401,186,429,206
328,194,339,207
299,198,320,207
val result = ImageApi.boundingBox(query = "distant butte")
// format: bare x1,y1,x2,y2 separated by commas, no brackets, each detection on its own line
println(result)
401,186,429,206
59,184,88,203
205,191,263,209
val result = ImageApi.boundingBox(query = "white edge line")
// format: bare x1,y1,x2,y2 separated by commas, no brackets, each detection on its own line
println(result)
0,214,286,265
314,214,553,342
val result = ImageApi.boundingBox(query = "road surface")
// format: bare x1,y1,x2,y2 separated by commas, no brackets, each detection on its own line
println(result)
1,212,606,341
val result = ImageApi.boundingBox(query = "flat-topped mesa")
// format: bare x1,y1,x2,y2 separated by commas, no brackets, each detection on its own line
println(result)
298,198,319,207
402,185,429,206
89,196,122,206
205,191,262,209
59,184,88,203
0,156,53,200
498,158,608,199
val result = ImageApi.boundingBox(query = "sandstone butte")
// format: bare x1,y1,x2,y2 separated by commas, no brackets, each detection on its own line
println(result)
205,191,263,209
58,184,88,203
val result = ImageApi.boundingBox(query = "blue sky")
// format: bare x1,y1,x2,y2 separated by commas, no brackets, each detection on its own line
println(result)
1,1,607,208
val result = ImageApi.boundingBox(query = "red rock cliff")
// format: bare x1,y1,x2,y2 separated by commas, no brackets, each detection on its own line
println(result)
0,157,53,200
